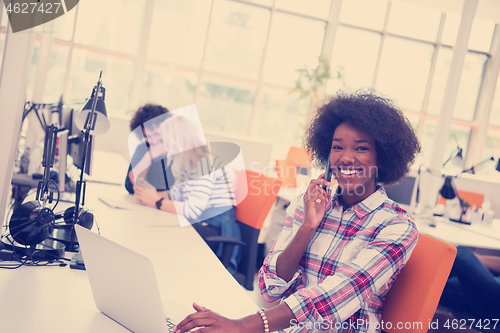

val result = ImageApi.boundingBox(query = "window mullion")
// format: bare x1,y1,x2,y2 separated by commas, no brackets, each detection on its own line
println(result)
193,0,215,112
468,24,500,166
128,0,155,113
248,5,276,137
62,3,79,100
371,1,391,89
416,13,446,141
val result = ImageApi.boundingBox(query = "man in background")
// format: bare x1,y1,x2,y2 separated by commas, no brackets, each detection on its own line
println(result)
125,104,174,194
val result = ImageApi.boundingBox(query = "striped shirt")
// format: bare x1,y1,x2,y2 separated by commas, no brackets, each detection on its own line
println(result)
258,186,418,333
169,155,235,223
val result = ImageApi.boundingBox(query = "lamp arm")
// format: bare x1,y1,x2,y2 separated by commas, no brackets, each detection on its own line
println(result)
73,131,91,224
442,152,453,167
73,71,102,224
462,157,495,174
83,71,102,136
443,147,460,167
36,124,58,205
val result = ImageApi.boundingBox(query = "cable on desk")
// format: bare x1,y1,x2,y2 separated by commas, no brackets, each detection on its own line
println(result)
49,179,61,211
0,233,67,270
90,208,101,235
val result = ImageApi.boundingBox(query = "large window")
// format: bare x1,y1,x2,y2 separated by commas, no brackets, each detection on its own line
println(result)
147,0,211,68
376,36,434,112
203,0,270,80
329,27,380,90
197,75,256,135
3,0,499,170
261,13,325,87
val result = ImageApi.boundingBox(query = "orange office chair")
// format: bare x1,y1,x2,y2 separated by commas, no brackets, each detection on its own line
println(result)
437,190,484,209
382,234,457,333
206,170,282,290
286,146,312,169
275,146,312,186
275,159,298,188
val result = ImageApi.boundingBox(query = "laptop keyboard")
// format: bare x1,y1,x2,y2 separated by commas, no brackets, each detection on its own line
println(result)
166,318,197,332
166,317,177,332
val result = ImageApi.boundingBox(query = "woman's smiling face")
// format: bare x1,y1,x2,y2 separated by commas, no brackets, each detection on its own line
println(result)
330,122,378,206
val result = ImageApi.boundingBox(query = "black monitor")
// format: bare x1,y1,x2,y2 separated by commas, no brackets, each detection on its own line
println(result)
385,175,417,207
59,108,95,179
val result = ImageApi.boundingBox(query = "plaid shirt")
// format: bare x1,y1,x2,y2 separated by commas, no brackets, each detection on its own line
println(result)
259,186,418,333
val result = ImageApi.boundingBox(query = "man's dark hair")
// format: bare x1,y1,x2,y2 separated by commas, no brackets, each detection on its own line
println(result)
304,90,421,185
130,104,170,133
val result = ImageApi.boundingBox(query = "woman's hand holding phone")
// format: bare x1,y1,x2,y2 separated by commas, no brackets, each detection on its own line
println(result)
302,173,331,231
322,155,332,194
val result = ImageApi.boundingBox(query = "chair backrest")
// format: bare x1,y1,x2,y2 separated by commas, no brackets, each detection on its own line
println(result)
234,170,281,290
382,234,457,333
236,170,282,230
437,190,484,208
286,146,312,168
275,159,297,188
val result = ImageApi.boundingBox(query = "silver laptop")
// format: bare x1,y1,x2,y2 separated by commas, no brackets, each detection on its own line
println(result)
74,225,192,333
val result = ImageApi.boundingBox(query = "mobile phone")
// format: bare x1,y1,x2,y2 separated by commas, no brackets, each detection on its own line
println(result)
323,153,332,192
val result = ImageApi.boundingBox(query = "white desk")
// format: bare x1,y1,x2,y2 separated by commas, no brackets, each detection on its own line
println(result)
0,182,258,333
85,150,130,186
414,217,500,254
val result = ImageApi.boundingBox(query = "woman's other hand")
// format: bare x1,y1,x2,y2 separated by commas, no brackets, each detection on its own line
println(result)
173,303,242,333
133,180,161,208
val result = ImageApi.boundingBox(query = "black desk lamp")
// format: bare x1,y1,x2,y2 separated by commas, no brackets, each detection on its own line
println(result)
438,156,500,223
462,156,495,174
443,136,463,168
51,72,110,251
443,148,463,167
439,176,456,200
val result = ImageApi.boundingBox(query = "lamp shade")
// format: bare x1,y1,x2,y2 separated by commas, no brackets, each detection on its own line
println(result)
451,148,463,166
439,176,456,200
75,86,110,135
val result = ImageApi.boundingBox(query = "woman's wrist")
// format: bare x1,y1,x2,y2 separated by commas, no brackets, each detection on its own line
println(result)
298,222,318,235
258,310,270,333
155,197,165,210
237,304,295,333
236,313,268,333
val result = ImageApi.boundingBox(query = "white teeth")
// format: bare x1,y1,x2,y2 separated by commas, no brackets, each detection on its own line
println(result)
340,169,359,175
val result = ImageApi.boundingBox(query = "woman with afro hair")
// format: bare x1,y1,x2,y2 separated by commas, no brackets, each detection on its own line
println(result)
173,90,421,333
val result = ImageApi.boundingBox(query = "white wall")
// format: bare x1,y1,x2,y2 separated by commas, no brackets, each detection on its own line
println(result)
204,130,273,173
454,173,500,217
94,115,132,161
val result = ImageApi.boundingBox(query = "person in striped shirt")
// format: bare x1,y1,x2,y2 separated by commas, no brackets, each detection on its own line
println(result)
133,115,241,272
173,90,421,333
